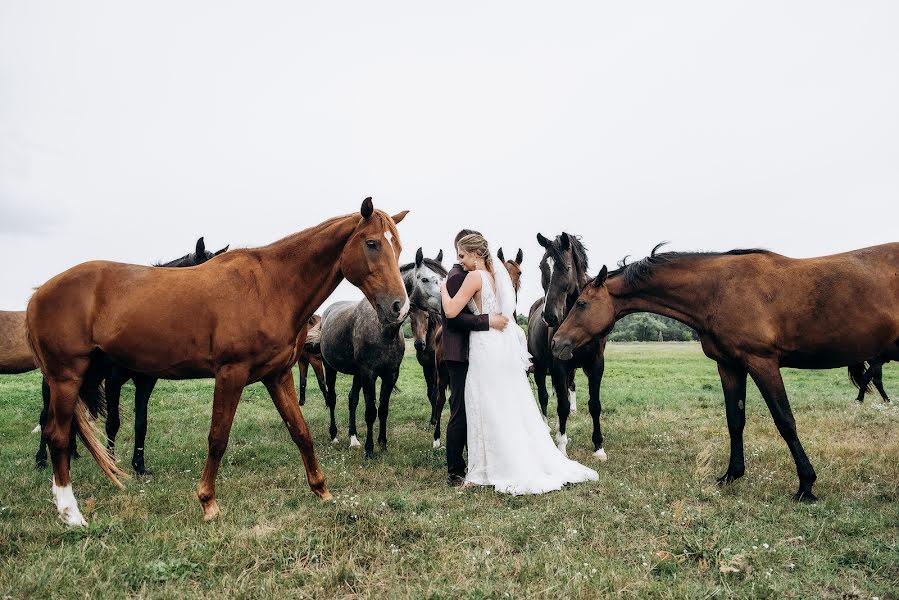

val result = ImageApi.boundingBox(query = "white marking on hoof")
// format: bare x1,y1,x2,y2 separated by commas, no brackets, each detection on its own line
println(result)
568,389,577,413
52,480,86,527
593,448,608,461
32,424,41,434
331,436,339,445
349,435,361,448
433,438,441,449
556,432,569,457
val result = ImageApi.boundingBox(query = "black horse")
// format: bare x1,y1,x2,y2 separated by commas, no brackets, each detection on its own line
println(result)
527,232,607,459
320,253,439,458
849,348,898,403
35,237,228,474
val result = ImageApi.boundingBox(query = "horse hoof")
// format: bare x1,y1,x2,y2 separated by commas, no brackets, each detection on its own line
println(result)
555,432,569,457
349,435,361,448
35,458,47,469
433,439,441,449
31,424,41,434
793,490,818,503
716,470,744,486
202,500,221,521
319,490,334,502
593,448,607,461
364,450,375,460
331,437,339,445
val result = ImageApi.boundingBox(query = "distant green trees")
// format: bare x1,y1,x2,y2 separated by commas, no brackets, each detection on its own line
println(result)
608,313,696,342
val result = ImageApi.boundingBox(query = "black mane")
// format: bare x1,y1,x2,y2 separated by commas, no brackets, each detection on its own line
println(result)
610,242,771,288
154,253,203,268
540,234,590,284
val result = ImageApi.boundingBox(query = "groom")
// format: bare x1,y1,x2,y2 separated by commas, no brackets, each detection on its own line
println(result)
442,229,509,486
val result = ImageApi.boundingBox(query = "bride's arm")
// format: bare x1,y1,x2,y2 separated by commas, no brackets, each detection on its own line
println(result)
441,271,482,318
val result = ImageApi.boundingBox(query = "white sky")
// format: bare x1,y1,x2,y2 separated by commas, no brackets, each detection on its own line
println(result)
2,2,897,312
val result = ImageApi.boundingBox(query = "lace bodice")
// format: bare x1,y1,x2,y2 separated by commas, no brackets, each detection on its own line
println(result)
469,270,498,316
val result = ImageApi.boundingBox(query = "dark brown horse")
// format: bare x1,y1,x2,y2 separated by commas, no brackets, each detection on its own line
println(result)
34,237,229,473
528,233,607,459
849,348,899,403
296,314,327,406
430,252,525,447
26,198,409,525
552,242,899,502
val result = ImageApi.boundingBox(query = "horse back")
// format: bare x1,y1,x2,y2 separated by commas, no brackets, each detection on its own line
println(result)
0,310,35,374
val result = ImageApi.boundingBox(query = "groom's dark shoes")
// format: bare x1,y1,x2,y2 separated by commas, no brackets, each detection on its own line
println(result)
447,473,466,487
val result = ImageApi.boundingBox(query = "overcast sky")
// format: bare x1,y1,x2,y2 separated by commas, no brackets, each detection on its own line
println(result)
1,2,897,312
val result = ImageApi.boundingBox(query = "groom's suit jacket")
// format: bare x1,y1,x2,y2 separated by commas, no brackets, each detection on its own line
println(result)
440,264,490,363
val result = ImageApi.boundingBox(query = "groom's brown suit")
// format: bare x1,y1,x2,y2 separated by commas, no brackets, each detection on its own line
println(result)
441,264,490,478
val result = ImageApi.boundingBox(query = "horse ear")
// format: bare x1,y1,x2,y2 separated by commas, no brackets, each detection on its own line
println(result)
593,265,608,287
516,248,523,264
436,249,444,263
536,233,549,248
214,245,229,256
560,233,571,251
391,210,409,224
361,197,374,220
415,247,424,267
497,247,505,263
195,237,206,257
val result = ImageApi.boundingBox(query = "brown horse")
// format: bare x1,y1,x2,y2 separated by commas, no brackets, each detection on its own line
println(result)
296,314,327,406
26,198,409,525
552,243,899,502
0,310,33,375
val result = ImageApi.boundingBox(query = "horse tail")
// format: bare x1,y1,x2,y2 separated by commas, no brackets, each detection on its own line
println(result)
848,363,874,393
73,394,129,489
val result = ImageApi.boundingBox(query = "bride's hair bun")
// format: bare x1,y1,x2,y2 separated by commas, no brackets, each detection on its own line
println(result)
457,233,494,273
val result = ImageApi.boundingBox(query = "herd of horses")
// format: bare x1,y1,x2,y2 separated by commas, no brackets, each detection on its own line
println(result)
2,198,896,525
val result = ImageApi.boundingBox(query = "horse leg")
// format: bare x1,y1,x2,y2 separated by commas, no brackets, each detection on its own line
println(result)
587,357,607,460
747,360,817,502
533,360,550,424
870,361,891,403
35,377,50,468
716,362,747,485
131,374,157,476
104,375,123,461
196,365,247,521
312,357,328,401
432,369,447,449
377,369,398,451
857,363,876,403
297,359,309,406
424,358,436,417
567,370,577,414
324,363,339,443
262,369,331,501
550,361,572,456
45,374,87,526
362,375,378,459
347,376,362,448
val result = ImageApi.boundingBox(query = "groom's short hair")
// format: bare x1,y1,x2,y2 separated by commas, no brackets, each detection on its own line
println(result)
454,229,482,245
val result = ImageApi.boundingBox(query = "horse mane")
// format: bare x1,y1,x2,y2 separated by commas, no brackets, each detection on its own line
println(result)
610,242,772,288
540,234,589,284
153,253,195,268
400,258,447,277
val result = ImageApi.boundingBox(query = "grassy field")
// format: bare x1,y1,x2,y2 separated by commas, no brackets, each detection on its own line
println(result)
1,342,897,599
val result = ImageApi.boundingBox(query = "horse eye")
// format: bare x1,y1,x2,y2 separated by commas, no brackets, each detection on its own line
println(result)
576,300,587,309
366,240,377,249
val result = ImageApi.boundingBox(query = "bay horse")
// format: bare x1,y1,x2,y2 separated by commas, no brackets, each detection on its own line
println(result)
35,237,229,473
429,251,525,447
552,242,899,502
528,233,607,459
319,250,442,457
26,198,409,525
849,348,898,403
296,314,327,406
0,310,35,375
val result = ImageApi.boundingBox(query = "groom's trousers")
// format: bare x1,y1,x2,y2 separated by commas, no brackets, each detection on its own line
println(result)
444,360,469,477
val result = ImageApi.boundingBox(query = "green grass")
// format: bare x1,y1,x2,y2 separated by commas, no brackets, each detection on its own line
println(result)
1,342,897,598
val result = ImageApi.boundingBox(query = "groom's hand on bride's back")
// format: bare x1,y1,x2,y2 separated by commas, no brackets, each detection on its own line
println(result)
489,315,509,331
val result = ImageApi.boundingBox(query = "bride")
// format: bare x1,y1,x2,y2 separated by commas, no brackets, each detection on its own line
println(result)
440,233,598,495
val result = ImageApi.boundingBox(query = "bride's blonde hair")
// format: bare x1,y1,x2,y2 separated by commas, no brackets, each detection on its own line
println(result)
457,233,494,275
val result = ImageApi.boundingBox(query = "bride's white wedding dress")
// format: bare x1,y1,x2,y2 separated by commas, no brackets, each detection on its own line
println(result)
464,264,598,495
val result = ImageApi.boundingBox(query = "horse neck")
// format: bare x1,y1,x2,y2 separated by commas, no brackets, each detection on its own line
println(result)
257,215,358,328
608,261,720,332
